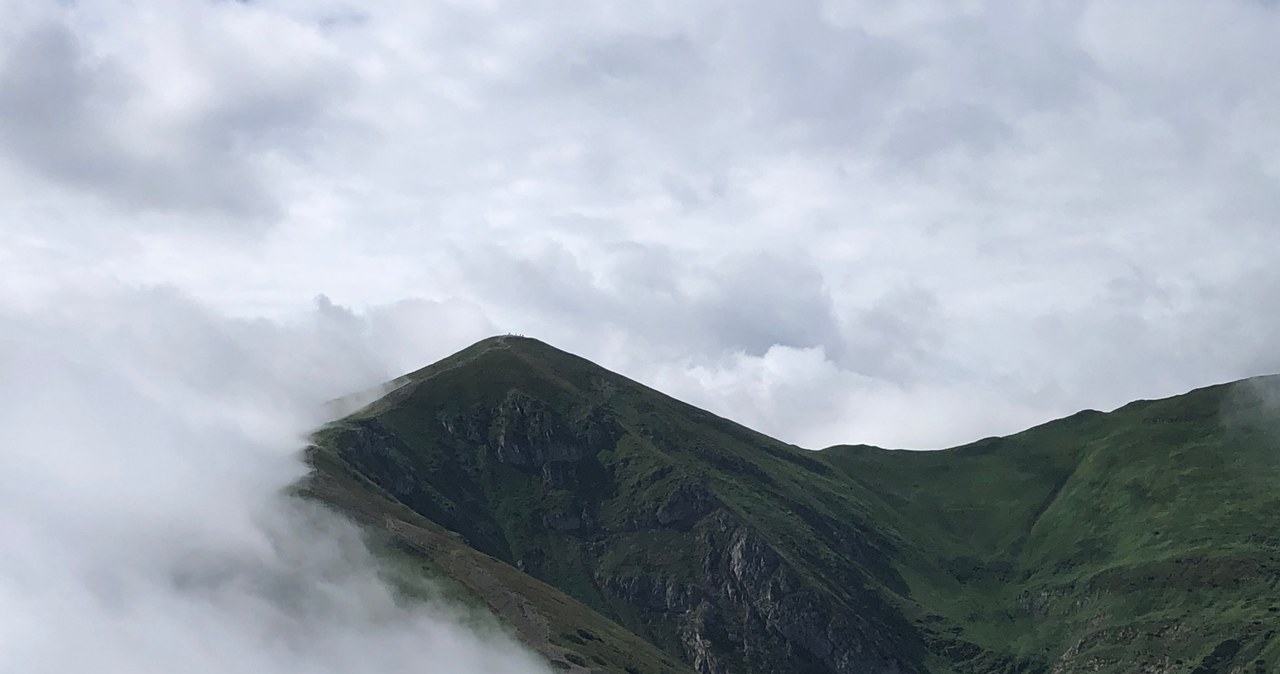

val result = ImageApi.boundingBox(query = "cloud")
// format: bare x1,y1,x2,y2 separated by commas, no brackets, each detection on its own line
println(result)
647,344,1052,449
1,0,1279,453
0,286,548,674
0,0,352,223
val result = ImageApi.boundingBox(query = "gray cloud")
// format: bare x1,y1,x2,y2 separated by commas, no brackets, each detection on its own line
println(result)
0,2,351,223
1,0,1278,451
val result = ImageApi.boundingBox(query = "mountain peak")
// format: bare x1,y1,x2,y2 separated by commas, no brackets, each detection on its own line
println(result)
309,340,1280,674
397,334,591,384
466,333,556,353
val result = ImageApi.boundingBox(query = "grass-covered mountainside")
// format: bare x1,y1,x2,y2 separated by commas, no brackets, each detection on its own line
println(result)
302,335,1280,674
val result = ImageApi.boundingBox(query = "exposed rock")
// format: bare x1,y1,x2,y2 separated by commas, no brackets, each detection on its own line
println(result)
602,574,695,612
337,394,915,674
594,515,915,674
657,482,719,527
516,547,546,573
1017,589,1054,621
333,420,420,500
490,392,585,467
682,601,730,674
542,509,584,532
541,461,579,489
487,392,621,482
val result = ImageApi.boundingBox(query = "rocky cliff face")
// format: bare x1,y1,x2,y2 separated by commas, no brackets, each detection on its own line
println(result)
326,387,917,674
490,390,621,470
601,508,915,674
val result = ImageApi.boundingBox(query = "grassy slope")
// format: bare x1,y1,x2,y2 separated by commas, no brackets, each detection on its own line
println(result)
312,336,924,670
306,336,1280,674
302,438,695,674
824,378,1280,673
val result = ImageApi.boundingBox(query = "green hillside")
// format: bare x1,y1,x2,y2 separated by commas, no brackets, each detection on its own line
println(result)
303,335,1280,674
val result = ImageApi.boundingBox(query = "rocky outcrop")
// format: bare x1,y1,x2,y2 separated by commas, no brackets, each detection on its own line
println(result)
716,525,912,674
656,482,718,527
595,509,917,674
332,420,421,502
327,356,918,674
489,391,621,470
602,574,698,612
542,505,597,532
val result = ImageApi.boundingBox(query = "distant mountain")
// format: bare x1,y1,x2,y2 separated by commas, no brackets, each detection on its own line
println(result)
301,335,1280,674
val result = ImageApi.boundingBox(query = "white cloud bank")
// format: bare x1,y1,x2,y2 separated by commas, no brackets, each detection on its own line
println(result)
1,0,1278,450
0,287,548,674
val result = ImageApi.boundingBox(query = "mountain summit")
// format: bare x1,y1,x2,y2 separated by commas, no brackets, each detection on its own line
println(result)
303,336,1280,674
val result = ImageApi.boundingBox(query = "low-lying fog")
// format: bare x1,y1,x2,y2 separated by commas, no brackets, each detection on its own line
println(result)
0,288,549,674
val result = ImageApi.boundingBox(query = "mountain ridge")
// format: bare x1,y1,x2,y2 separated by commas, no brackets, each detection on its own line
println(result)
303,335,1280,674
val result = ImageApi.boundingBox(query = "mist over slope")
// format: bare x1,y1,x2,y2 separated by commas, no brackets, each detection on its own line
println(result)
0,289,549,674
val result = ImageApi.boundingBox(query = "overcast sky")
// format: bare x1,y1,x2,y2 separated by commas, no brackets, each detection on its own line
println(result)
2,0,1278,451
2,1,1278,672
